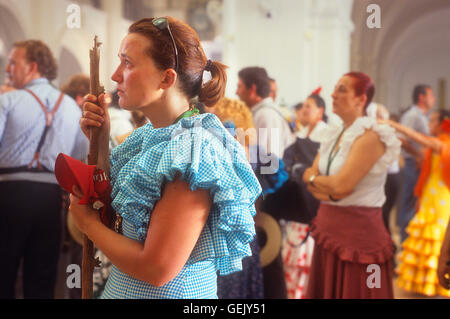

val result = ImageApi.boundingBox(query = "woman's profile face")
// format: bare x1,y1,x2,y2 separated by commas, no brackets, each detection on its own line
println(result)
302,97,323,125
111,33,165,110
331,76,365,119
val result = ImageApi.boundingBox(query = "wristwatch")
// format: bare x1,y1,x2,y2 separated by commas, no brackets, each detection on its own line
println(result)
309,174,317,186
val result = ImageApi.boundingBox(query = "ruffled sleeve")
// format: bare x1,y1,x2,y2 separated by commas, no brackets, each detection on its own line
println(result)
109,114,262,276
339,117,401,174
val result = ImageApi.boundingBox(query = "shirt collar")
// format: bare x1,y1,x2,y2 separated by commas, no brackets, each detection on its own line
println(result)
297,120,327,139
411,104,431,115
24,77,49,88
251,97,274,114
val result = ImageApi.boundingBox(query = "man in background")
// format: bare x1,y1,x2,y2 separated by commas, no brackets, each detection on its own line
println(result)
269,77,277,102
236,67,294,160
0,40,88,298
397,84,435,242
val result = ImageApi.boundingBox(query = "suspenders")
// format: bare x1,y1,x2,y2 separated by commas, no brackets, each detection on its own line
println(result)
24,89,64,170
0,89,64,174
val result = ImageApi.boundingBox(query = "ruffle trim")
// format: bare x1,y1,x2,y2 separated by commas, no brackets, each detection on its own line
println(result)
110,113,262,275
340,117,401,173
397,276,450,297
315,121,342,153
310,222,395,264
317,117,401,174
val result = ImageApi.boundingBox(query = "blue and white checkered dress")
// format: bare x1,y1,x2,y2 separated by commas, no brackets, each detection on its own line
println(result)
101,113,262,299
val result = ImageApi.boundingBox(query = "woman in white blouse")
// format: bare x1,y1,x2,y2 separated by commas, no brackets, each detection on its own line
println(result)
303,72,401,299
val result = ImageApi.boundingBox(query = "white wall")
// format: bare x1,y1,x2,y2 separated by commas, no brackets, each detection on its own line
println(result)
222,0,354,116
1,0,355,111
0,0,131,90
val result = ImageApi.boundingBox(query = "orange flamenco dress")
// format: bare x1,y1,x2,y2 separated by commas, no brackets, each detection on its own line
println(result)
396,135,450,297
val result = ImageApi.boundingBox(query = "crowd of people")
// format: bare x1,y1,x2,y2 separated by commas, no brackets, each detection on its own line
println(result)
0,16,449,299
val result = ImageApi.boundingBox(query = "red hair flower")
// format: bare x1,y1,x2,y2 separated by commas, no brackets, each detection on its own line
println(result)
311,86,322,95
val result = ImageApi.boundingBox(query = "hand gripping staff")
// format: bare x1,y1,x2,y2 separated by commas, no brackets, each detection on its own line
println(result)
83,35,102,300
54,36,114,299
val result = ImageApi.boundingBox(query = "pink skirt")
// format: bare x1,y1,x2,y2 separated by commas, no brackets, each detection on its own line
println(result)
306,203,395,299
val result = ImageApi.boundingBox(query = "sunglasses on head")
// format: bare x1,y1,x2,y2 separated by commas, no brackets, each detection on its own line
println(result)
152,17,179,73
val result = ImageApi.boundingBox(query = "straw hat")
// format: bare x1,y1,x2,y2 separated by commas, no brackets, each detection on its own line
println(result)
254,211,282,267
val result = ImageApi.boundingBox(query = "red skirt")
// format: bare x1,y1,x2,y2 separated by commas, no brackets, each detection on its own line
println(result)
306,203,395,299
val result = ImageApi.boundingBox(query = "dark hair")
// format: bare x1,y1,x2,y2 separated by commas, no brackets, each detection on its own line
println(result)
294,102,303,110
128,17,227,107
307,94,328,123
60,74,90,100
344,71,375,112
14,40,57,81
307,94,325,109
412,84,431,104
438,109,450,123
238,67,270,98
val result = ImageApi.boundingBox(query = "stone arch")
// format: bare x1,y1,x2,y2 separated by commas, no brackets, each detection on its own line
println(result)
54,28,91,86
57,47,83,88
351,0,450,114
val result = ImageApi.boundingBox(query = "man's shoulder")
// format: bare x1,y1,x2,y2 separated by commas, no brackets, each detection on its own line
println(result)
0,88,38,111
400,106,419,122
60,93,80,110
253,100,280,116
254,106,281,123
0,88,28,102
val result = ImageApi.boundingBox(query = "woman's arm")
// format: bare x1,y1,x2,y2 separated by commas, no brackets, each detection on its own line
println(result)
70,177,212,287
302,154,351,201
303,154,320,184
382,119,442,154
309,129,386,197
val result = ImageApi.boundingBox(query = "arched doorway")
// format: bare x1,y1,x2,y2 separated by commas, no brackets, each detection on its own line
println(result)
57,47,83,88
351,0,450,114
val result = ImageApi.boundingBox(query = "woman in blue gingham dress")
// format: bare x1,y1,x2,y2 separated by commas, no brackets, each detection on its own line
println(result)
69,17,261,298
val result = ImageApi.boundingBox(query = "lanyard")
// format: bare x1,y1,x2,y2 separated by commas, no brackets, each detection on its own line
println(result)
326,128,345,176
173,107,200,124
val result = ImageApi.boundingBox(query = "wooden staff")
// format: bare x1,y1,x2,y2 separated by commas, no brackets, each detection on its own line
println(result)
82,35,104,299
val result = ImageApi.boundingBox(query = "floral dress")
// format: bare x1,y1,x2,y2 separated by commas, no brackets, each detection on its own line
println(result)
397,149,450,297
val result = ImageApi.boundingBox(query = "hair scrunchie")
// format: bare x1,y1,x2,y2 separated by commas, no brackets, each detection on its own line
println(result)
204,59,213,72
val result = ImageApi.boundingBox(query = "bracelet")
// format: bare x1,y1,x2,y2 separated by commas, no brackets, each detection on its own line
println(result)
329,194,339,202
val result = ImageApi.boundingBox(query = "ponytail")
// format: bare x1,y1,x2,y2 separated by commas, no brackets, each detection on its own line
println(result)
198,60,228,107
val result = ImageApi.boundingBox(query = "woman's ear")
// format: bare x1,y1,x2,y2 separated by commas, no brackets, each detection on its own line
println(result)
358,94,367,110
160,69,177,90
27,61,39,76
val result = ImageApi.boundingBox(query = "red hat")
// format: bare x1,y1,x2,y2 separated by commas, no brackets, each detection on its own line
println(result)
54,153,96,205
55,153,114,227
